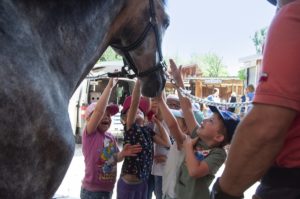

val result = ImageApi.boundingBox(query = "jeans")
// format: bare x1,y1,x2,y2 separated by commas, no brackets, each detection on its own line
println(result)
80,187,112,199
147,174,155,199
154,175,162,199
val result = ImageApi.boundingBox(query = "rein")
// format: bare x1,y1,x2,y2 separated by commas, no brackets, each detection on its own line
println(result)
108,0,166,79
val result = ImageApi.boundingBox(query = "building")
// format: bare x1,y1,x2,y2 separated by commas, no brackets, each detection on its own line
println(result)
166,64,244,101
239,54,263,88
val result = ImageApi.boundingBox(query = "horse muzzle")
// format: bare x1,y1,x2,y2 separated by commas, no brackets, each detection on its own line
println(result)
140,68,166,98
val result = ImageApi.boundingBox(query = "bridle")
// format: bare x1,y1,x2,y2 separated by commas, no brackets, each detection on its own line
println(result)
108,0,166,79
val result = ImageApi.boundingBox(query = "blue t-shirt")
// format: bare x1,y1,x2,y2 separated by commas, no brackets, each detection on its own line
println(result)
247,92,254,101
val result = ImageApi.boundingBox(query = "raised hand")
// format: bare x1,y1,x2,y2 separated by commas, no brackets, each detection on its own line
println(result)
182,135,198,151
153,154,167,163
169,59,184,88
109,78,118,88
180,94,193,110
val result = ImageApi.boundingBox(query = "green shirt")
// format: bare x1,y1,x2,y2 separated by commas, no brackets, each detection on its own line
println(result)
176,129,226,199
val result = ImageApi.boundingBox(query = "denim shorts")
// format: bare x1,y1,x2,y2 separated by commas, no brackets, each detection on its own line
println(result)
80,187,112,199
254,184,300,199
254,166,300,199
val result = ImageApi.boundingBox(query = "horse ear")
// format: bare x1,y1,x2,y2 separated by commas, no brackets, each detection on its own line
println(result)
162,0,168,6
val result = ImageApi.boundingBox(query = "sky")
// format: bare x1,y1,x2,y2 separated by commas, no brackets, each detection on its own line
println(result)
162,0,277,75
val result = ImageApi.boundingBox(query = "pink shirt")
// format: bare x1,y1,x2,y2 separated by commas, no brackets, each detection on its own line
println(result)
81,128,119,192
254,1,300,168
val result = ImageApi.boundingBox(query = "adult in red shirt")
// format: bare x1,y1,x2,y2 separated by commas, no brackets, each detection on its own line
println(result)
211,0,300,199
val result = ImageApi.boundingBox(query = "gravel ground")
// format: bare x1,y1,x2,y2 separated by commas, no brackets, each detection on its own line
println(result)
54,144,259,199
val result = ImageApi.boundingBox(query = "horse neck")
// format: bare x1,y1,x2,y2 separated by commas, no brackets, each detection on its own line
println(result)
9,0,125,97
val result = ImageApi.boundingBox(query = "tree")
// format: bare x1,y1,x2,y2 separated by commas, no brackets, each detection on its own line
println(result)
200,53,228,77
238,69,246,81
98,47,122,62
252,27,268,54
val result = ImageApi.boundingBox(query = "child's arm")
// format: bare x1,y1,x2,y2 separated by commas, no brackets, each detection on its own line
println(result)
169,59,184,88
126,79,141,130
86,78,117,134
156,93,186,146
169,59,199,134
183,136,210,178
153,154,167,164
152,116,171,148
178,92,199,134
116,144,142,162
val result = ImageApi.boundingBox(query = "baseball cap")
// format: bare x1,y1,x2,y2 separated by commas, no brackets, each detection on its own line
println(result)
192,103,204,124
121,96,150,114
166,94,180,109
85,102,119,119
170,109,184,119
209,106,240,143
166,94,179,101
171,108,203,125
267,0,276,5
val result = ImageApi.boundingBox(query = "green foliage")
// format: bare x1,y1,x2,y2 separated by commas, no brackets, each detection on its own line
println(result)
165,52,229,77
252,27,268,54
238,69,246,80
98,47,122,62
200,53,228,77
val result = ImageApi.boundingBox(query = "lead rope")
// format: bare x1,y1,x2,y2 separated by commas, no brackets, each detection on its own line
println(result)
168,77,252,108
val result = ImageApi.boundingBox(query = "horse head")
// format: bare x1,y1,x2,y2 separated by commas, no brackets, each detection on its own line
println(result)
110,0,169,97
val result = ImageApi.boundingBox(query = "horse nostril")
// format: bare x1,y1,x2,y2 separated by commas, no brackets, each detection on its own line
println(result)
140,71,165,97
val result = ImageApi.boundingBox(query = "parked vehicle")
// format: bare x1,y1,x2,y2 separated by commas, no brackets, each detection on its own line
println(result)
68,61,135,143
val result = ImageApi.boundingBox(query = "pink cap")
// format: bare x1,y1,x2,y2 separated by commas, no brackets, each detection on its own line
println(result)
121,96,149,114
85,102,119,119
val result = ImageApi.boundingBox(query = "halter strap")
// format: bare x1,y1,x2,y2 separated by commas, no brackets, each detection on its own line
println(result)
108,0,165,78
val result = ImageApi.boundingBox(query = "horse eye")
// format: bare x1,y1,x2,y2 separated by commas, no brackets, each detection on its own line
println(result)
163,18,170,28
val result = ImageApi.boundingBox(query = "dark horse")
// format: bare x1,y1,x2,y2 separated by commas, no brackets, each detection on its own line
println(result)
0,0,169,198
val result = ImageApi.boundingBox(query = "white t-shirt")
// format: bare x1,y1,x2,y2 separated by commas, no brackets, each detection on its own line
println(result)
151,121,170,176
162,142,185,198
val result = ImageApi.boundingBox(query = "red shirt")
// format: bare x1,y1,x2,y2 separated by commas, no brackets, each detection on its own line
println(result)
254,1,300,168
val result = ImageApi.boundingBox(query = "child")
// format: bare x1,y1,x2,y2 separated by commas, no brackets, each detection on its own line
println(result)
150,98,172,199
81,78,142,199
161,93,204,199
167,58,240,199
161,108,189,199
117,79,170,199
157,92,240,199
166,94,181,110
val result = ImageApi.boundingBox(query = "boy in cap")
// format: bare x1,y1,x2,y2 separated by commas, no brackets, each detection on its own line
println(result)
157,92,240,199
159,59,240,199
81,78,142,199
